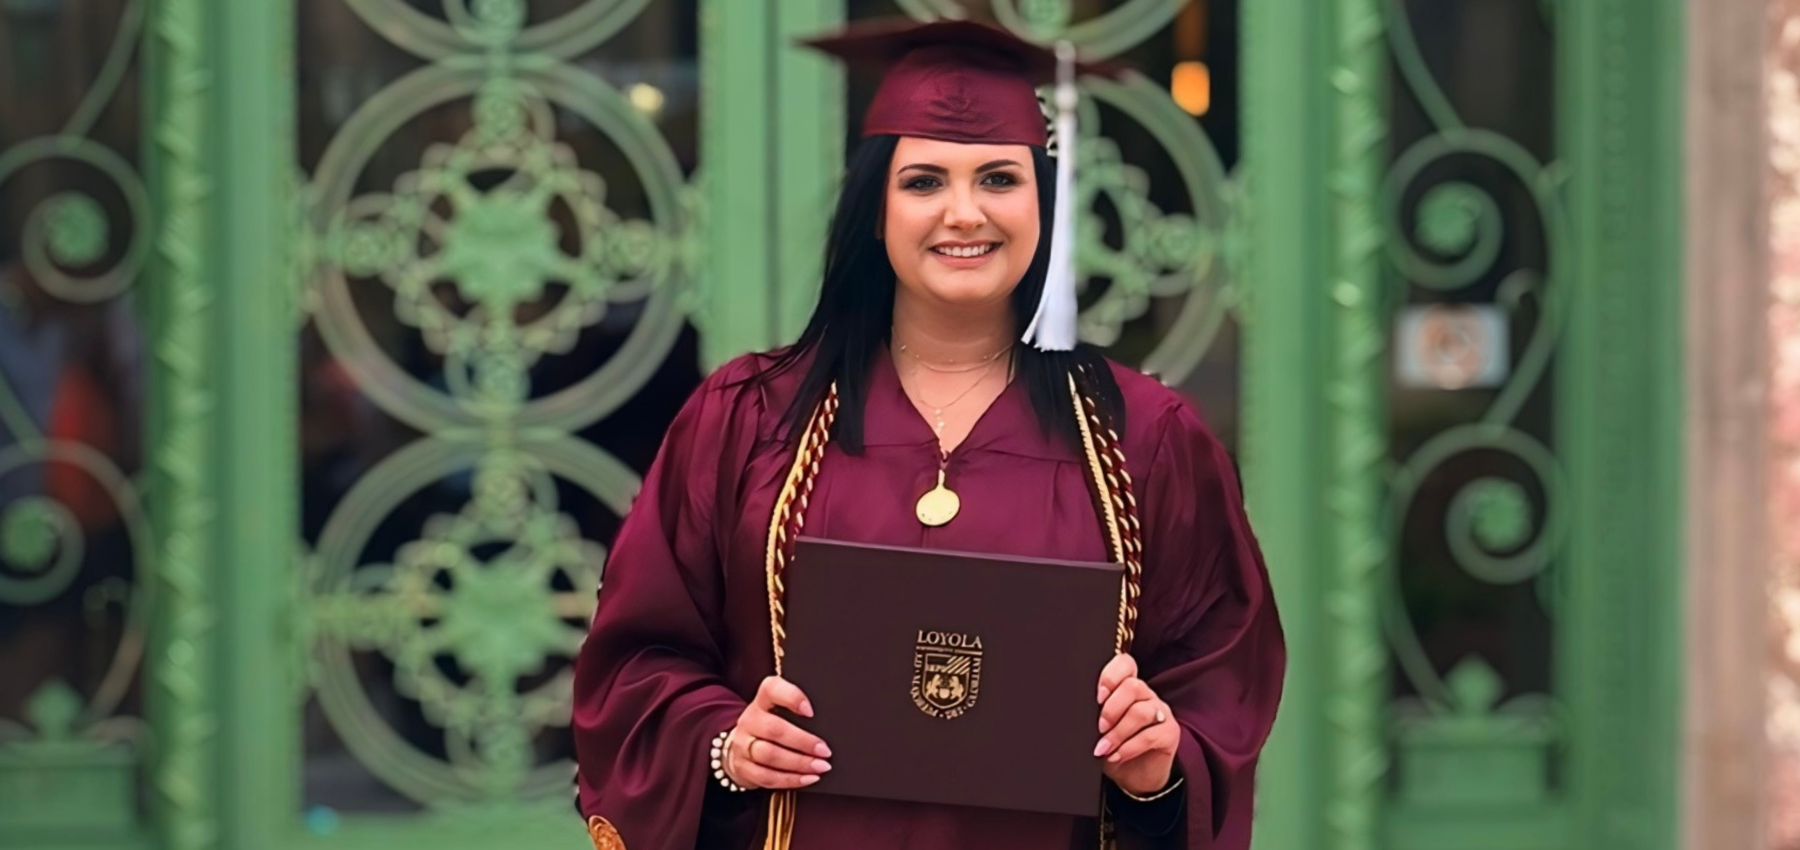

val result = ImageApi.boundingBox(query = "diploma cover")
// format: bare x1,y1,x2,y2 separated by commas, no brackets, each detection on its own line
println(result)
781,537,1124,816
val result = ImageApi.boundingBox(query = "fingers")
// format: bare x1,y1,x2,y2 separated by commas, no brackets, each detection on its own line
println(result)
730,730,831,789
1095,695,1170,759
737,704,833,760
1096,653,1139,703
739,731,833,775
730,754,821,790
1106,718,1174,765
755,676,815,718
1098,677,1154,734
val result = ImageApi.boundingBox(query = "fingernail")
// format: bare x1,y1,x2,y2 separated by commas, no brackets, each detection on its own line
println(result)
815,743,833,758
800,700,815,718
801,775,820,785
1097,687,1110,703
1108,753,1122,764
1094,740,1111,757
812,759,832,773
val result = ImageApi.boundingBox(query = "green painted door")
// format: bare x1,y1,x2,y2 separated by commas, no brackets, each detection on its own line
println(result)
0,2,1684,849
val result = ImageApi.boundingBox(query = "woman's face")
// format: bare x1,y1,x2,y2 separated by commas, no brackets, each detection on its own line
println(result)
883,136,1040,311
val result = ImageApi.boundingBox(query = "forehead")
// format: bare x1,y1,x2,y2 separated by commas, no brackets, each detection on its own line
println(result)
889,137,1033,170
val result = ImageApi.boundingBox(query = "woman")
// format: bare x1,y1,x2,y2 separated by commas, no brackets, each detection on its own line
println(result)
573,19,1283,850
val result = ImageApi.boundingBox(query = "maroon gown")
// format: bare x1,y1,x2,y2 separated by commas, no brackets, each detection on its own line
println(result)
572,348,1284,850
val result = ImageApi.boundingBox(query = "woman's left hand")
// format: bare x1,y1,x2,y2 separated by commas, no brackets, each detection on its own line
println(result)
1094,653,1180,797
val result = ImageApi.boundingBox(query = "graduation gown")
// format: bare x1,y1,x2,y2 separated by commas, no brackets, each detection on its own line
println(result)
572,348,1284,850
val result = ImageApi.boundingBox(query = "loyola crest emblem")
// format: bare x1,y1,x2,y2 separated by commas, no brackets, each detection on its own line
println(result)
911,630,983,719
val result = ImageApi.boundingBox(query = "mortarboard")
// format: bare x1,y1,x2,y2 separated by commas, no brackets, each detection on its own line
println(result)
802,20,1127,352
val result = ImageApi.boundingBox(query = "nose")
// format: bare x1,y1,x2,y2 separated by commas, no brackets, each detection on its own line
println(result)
942,185,986,231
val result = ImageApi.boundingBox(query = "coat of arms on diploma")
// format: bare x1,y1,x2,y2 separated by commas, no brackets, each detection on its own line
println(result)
911,630,982,719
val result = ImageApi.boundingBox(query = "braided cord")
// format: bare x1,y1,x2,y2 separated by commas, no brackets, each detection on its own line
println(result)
761,385,840,850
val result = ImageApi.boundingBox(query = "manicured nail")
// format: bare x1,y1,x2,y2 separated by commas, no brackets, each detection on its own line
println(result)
800,700,815,718
1108,753,1123,764
812,759,832,773
1097,686,1111,703
1094,740,1112,757
815,743,833,758
801,775,820,785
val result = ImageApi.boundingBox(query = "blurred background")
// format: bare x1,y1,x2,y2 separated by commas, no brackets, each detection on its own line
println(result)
0,0,1777,848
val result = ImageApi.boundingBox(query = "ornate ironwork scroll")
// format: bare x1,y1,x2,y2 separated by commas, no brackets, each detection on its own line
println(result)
298,0,697,810
0,0,155,842
1379,0,1567,840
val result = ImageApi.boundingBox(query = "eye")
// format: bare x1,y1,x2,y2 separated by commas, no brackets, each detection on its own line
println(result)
901,175,941,191
981,171,1022,187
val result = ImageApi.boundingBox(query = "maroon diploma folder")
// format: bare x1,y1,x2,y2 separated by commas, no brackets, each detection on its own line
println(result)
781,537,1124,817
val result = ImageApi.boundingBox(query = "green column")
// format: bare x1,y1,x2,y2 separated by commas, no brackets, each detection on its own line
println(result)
1558,0,1686,847
210,0,300,846
1244,0,1388,847
145,1,298,847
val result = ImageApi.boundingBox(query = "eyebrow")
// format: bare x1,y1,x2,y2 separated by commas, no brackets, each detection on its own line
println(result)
896,159,1026,176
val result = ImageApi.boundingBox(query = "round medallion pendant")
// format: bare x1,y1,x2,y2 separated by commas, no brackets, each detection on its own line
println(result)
915,485,961,527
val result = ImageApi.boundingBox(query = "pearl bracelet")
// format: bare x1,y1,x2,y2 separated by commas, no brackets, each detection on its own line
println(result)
710,729,749,792
1117,775,1184,803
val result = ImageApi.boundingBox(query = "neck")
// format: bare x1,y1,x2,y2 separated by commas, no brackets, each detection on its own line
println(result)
890,291,1015,367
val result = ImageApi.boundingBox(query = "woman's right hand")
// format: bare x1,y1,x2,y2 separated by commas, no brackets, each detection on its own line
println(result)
724,676,834,790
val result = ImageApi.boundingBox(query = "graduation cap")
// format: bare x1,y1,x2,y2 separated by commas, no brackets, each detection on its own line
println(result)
802,19,1127,352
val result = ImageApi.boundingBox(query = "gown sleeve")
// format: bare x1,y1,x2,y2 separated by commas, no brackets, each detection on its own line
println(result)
571,363,761,850
1121,402,1286,850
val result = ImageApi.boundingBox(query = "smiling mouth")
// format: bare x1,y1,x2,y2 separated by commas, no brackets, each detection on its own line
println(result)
931,243,1000,258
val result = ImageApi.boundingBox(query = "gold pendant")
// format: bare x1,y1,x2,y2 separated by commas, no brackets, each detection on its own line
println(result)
915,467,961,527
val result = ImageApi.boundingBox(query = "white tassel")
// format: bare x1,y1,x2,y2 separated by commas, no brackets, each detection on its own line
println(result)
1023,40,1081,352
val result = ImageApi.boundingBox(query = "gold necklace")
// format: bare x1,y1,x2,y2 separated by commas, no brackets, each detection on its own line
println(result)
894,340,1010,374
905,359,997,436
901,355,1008,526
915,457,960,527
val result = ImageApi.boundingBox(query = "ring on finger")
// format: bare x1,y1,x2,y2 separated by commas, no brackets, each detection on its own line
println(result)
742,733,760,762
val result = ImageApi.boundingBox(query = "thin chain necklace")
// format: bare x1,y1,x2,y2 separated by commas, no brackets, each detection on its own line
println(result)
894,339,1011,374
903,355,1002,436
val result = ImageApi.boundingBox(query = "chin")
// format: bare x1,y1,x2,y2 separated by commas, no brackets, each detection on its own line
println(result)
915,273,1018,306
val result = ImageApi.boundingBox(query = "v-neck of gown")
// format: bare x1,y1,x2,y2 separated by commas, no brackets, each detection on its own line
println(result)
868,344,1028,461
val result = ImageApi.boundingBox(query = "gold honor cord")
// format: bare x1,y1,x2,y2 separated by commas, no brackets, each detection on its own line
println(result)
759,372,1143,850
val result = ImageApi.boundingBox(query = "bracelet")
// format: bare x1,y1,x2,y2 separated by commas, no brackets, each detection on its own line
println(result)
1116,775,1184,803
710,729,749,792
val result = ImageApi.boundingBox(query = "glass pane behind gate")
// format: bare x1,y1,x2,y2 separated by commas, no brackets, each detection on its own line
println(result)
294,0,703,819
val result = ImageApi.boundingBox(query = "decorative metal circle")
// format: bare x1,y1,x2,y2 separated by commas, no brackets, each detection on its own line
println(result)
896,0,1190,58
1075,75,1235,385
1384,426,1564,706
307,62,689,433
1415,182,1491,257
1448,477,1535,564
1385,131,1558,293
339,0,658,62
0,139,153,304
0,441,151,722
992,0,1192,58
0,496,83,599
1392,427,1562,586
308,435,638,804
39,193,109,268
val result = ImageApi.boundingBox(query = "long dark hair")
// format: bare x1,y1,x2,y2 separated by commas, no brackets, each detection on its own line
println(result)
765,134,1124,454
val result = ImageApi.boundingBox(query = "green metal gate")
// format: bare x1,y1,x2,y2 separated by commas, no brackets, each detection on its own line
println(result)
0,1,1685,849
